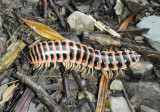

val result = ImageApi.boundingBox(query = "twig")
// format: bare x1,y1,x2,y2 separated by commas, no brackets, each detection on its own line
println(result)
6,23,23,45
122,88,135,112
63,4,74,13
0,71,8,83
48,0,66,28
15,89,32,112
36,90,60,111
13,71,62,112
71,71,95,112
42,0,48,18
116,28,149,33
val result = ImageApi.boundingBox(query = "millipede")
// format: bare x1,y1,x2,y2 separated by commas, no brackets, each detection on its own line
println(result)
27,40,141,78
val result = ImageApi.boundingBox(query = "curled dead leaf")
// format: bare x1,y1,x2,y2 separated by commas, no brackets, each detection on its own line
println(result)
19,17,65,41
0,84,18,106
0,40,26,70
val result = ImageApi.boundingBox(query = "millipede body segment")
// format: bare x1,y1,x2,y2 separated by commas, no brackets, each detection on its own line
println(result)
27,40,140,78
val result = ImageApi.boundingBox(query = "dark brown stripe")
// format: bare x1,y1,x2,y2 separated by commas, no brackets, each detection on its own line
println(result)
108,53,114,68
122,52,130,65
76,44,81,61
82,46,87,62
62,41,67,60
129,52,135,62
42,42,48,61
101,52,106,68
69,42,74,60
55,41,61,60
48,41,54,60
115,52,122,67
88,48,93,65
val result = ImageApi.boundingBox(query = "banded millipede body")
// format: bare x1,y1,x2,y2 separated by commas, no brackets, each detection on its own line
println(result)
27,40,140,78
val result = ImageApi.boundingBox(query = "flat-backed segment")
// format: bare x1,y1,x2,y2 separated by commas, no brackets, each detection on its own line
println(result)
94,50,101,70
62,40,70,62
55,40,63,62
101,51,109,71
69,41,77,62
48,41,56,62
82,45,89,66
88,48,95,68
76,43,83,64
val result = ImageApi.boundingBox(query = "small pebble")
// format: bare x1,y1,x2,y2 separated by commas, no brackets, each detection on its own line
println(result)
134,36,144,41
67,11,94,32
0,40,5,56
110,96,130,112
110,80,123,91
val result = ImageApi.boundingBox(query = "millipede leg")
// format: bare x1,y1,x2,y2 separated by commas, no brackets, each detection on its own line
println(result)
68,62,73,69
115,70,119,78
53,62,56,69
85,68,91,77
80,65,85,72
70,63,75,70
39,63,44,70
118,69,123,77
74,64,81,72
102,70,109,79
81,67,87,78
109,68,114,79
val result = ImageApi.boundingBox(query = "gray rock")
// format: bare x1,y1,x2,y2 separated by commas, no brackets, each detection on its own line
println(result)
74,99,92,112
154,67,160,78
126,61,153,79
0,16,2,28
134,36,144,41
121,0,148,14
2,0,23,8
136,16,160,51
114,0,130,22
124,81,160,110
1,78,9,85
25,0,39,3
67,11,94,32
110,96,131,112
139,105,158,112
110,80,123,91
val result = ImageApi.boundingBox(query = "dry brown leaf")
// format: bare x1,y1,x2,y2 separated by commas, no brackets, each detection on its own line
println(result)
0,40,25,70
20,17,65,41
0,84,18,106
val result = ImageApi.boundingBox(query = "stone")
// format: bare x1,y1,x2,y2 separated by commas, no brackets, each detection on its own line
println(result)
121,0,149,14
0,16,2,28
78,91,95,102
134,36,144,41
74,99,92,112
139,105,158,112
110,96,130,112
126,61,153,79
136,16,160,51
67,11,94,32
110,80,123,91
154,67,160,78
124,81,160,110
26,0,39,3
114,0,130,22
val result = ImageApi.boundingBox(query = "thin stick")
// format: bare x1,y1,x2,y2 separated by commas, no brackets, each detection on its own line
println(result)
96,73,109,112
48,0,66,28
122,88,135,112
71,71,95,112
42,0,48,18
14,71,62,112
